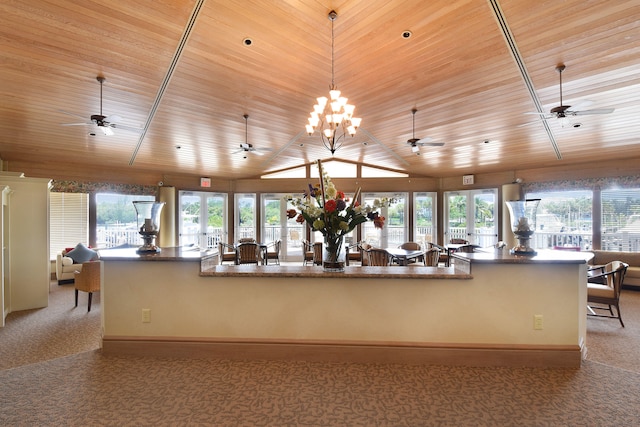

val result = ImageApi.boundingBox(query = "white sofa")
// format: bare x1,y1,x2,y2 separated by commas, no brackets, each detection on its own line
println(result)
55,244,100,285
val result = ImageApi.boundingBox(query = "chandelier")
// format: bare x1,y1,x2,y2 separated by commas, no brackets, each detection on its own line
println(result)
305,10,361,155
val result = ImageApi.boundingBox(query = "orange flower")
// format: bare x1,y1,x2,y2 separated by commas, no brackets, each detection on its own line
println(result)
324,199,337,213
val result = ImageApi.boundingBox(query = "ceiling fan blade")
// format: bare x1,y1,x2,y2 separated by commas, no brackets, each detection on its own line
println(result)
105,115,122,124
572,108,615,116
524,112,554,117
517,119,544,127
111,123,143,133
418,141,445,147
61,122,92,126
59,110,88,120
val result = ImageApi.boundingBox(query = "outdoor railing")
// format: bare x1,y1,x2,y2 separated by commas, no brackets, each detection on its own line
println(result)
97,225,639,253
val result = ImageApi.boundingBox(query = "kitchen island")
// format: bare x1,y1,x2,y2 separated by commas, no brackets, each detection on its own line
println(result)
99,247,590,367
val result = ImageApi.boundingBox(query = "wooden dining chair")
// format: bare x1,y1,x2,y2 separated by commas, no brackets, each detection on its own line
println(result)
345,241,365,266
398,242,423,263
313,242,323,266
427,242,449,266
218,242,237,265
302,240,314,265
236,242,259,264
367,248,392,266
450,238,469,244
265,239,281,265
423,247,441,266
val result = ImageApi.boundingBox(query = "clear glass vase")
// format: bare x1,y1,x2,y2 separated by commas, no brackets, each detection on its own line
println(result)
505,199,540,255
323,234,346,272
133,201,165,253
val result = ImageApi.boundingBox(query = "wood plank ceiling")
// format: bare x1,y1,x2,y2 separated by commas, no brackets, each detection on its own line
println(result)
1,0,638,181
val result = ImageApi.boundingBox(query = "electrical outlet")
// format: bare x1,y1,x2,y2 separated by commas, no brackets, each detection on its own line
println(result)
534,314,543,330
142,309,151,323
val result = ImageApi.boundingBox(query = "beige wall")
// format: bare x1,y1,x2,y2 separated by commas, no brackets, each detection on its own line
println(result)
102,260,587,348
6,156,640,191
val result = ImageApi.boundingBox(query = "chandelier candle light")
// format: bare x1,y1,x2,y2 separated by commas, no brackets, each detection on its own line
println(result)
305,10,362,155
286,160,395,272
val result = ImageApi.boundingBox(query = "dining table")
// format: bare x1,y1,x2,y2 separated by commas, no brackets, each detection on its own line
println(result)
385,247,424,266
443,243,468,267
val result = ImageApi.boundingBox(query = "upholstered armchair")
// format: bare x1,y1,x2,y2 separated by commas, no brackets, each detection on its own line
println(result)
56,243,99,285
74,261,102,312
587,261,628,327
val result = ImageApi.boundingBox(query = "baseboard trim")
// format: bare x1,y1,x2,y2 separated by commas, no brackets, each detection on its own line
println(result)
101,337,582,368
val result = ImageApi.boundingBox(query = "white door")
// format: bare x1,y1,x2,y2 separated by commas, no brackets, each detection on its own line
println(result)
444,189,497,246
179,191,227,248
261,194,302,262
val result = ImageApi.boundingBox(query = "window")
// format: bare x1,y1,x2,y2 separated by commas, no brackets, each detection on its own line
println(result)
96,193,155,248
235,194,256,241
179,191,227,248
362,192,406,248
414,192,437,245
601,188,640,251
444,189,497,246
525,190,592,250
49,192,88,260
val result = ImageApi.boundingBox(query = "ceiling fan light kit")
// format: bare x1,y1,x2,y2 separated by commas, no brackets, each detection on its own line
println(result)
305,10,361,155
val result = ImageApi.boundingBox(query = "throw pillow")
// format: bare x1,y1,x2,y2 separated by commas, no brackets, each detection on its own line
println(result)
66,243,98,264
61,257,73,266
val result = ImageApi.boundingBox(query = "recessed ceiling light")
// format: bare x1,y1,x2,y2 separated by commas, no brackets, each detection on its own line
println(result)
401,30,412,39
242,38,253,46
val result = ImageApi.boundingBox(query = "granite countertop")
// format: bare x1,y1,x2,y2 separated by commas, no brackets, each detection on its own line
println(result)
453,248,594,264
201,264,472,279
98,246,211,261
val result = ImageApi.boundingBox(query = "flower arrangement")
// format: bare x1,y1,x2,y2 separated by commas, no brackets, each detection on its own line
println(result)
285,160,396,270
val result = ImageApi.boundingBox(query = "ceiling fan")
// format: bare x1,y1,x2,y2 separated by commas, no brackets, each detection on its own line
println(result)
526,64,615,126
405,108,444,155
60,76,143,136
233,114,273,158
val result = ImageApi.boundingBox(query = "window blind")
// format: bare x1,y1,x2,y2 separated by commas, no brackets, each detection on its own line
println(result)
49,192,89,260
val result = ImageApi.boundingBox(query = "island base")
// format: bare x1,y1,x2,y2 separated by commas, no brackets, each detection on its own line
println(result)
101,337,582,368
